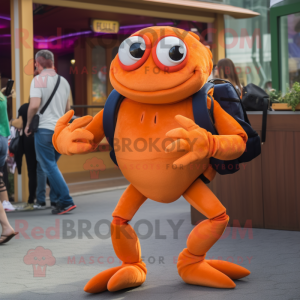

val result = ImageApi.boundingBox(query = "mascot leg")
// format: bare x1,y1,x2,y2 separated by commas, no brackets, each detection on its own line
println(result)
178,179,250,288
84,184,147,293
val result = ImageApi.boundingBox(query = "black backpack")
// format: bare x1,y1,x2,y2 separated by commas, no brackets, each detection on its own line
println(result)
194,79,261,179
242,83,270,144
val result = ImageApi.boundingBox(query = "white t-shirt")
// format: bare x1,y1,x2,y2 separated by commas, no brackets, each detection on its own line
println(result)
30,69,70,131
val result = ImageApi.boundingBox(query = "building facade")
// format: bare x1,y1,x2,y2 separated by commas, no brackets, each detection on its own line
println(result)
270,0,300,93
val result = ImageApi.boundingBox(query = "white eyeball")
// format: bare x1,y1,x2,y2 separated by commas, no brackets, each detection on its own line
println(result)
118,36,147,66
156,36,187,66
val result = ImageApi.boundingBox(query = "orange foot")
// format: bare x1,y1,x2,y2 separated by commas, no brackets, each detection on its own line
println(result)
177,249,236,289
206,260,250,280
84,262,147,293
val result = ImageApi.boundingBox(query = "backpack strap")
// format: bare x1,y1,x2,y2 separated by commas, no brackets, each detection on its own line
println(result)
103,89,124,165
192,82,218,135
192,83,218,184
40,75,61,115
261,97,268,144
208,95,215,124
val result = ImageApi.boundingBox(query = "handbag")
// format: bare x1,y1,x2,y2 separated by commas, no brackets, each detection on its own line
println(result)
242,83,270,144
9,130,20,155
29,75,61,133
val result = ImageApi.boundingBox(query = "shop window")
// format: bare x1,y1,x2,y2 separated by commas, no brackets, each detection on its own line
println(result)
279,12,300,94
224,0,271,91
92,46,107,104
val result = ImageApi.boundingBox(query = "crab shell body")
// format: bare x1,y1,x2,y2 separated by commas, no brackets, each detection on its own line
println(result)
109,27,213,203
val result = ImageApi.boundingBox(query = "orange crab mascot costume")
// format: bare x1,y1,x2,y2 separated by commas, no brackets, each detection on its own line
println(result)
53,26,251,293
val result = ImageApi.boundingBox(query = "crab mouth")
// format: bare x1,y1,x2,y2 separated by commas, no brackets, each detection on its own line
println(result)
110,67,204,104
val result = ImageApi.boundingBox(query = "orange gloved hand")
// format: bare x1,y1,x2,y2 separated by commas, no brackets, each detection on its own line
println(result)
85,109,104,146
165,115,246,166
52,110,95,155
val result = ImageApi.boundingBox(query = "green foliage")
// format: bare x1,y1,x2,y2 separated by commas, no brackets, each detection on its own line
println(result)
269,89,283,103
284,82,300,111
270,82,300,111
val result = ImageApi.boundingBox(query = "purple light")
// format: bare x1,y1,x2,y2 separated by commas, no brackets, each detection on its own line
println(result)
34,30,92,43
33,22,175,46
0,34,11,37
0,16,10,21
156,22,174,26
120,23,153,29
33,23,155,43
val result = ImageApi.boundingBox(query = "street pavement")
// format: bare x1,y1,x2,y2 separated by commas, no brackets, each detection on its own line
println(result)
1,188,300,300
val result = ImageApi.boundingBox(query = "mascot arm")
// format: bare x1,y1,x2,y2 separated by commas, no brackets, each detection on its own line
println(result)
85,109,105,146
209,99,247,161
165,96,247,166
53,109,104,156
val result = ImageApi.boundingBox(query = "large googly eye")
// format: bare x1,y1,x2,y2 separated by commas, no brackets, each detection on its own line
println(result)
118,35,151,71
152,36,188,72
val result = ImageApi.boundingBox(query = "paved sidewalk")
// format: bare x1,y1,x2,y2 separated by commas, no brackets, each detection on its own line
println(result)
1,189,300,300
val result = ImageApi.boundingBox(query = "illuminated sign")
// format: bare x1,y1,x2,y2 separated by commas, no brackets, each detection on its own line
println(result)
91,19,119,33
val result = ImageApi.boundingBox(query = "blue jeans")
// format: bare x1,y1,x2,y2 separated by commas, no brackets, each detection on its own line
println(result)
34,128,74,207
36,161,59,205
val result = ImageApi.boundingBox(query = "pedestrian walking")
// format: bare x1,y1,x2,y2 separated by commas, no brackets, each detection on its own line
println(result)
25,50,75,215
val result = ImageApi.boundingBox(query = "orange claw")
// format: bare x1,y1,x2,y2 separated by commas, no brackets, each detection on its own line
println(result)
85,109,105,145
165,115,211,166
165,114,247,166
206,260,251,280
52,110,95,155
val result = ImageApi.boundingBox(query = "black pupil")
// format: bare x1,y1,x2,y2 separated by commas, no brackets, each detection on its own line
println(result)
130,43,145,59
169,46,184,61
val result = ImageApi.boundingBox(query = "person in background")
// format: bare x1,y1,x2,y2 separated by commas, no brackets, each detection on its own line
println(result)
11,101,58,210
215,58,243,97
10,103,36,210
0,201,18,244
264,81,273,93
212,64,217,78
0,88,18,245
25,50,75,215
0,88,15,212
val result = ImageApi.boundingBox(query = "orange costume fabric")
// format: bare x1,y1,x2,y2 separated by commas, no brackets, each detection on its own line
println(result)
53,26,250,293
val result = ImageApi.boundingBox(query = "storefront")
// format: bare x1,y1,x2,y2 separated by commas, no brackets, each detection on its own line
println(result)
223,0,272,91
270,0,300,93
0,0,258,202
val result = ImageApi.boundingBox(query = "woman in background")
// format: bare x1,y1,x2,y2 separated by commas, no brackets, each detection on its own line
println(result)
0,201,17,244
11,102,37,210
0,88,15,212
215,58,243,97
0,88,18,244
11,100,58,210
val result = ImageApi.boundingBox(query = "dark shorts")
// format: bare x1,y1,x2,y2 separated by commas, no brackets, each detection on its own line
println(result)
0,135,8,169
